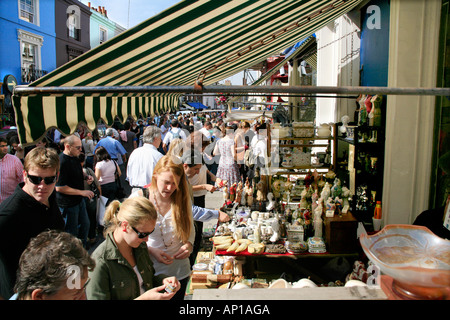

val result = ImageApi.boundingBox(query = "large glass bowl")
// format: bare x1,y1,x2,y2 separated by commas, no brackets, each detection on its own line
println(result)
360,224,450,299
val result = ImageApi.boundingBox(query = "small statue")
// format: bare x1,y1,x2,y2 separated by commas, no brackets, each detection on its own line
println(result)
266,192,275,211
272,179,282,200
229,182,237,202
235,182,243,204
331,178,342,199
320,182,331,201
222,180,229,203
256,180,267,202
246,184,254,207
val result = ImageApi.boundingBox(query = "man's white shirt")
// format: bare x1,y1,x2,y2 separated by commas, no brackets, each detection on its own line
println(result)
126,144,163,187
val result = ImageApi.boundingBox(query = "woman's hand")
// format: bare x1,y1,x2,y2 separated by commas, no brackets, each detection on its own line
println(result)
173,242,192,260
148,247,174,265
163,276,180,293
135,284,174,300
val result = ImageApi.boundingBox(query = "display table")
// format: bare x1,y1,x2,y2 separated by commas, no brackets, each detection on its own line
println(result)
192,286,387,300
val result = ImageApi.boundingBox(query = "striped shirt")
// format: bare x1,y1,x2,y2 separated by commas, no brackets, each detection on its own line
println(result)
0,154,24,203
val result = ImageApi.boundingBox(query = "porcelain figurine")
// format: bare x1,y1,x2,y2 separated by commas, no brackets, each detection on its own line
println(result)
235,182,243,204
246,185,254,207
317,123,332,138
320,182,331,201
266,192,275,211
331,178,342,199
229,182,237,202
256,181,266,202
341,186,351,207
222,180,229,202
272,179,282,199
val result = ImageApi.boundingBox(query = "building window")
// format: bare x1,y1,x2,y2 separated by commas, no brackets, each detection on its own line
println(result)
18,29,46,83
100,27,107,44
19,0,39,25
68,13,80,40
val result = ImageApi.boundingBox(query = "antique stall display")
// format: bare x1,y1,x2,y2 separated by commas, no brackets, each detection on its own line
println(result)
187,121,385,298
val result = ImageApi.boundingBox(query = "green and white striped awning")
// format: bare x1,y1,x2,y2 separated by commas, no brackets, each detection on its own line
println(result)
13,0,362,145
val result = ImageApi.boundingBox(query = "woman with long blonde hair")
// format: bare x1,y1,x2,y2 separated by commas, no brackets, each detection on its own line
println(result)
86,197,180,300
131,155,194,300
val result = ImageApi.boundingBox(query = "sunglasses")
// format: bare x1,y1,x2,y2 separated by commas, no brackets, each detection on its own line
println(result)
132,226,154,238
27,173,57,185
72,145,82,150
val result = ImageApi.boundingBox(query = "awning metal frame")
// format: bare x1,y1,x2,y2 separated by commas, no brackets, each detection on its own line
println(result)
13,85,450,97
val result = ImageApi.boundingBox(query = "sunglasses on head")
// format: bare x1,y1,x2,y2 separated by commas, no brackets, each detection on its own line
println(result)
132,226,154,238
27,173,57,185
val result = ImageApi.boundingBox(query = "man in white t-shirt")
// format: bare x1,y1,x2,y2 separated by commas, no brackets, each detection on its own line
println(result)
126,126,163,193
162,119,187,153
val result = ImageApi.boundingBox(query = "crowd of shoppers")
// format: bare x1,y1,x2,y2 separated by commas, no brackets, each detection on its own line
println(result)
0,109,267,300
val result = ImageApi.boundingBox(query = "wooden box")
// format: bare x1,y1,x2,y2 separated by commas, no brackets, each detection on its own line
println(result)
324,212,358,253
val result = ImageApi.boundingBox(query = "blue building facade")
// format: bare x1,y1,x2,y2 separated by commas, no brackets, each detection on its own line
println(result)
0,0,57,86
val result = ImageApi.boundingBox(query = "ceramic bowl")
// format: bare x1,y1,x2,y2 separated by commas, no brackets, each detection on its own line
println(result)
292,278,317,288
268,279,292,289
359,224,450,298
344,280,367,287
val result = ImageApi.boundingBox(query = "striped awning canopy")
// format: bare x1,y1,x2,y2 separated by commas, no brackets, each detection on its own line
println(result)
13,0,362,145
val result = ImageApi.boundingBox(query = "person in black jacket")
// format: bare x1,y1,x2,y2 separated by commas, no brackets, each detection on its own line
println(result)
0,147,65,299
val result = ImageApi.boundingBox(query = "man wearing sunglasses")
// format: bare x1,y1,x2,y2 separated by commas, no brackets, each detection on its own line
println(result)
0,147,65,299
56,135,94,250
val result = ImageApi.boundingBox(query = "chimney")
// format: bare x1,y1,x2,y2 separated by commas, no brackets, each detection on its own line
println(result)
87,2,91,8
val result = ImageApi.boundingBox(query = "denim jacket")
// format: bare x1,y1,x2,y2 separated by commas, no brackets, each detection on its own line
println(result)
86,233,165,300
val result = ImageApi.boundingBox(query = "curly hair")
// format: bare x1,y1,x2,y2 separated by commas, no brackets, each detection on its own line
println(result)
14,230,95,300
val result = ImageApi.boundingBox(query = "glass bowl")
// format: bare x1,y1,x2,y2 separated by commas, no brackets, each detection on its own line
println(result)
360,224,450,299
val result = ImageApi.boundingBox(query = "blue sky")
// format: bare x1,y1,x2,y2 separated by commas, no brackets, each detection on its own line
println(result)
78,0,256,84
79,0,180,29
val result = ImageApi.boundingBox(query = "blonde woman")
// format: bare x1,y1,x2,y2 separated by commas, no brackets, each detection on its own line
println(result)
131,155,194,300
166,138,186,162
86,197,180,300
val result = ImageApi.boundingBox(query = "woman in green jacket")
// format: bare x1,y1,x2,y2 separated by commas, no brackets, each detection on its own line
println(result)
86,197,180,300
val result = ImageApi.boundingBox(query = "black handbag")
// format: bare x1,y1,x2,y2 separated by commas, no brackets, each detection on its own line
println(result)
113,161,126,200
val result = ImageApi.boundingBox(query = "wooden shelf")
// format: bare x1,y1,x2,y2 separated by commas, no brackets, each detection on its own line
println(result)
273,136,333,141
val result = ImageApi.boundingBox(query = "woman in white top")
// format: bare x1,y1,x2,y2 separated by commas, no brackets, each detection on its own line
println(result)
95,146,120,205
131,155,194,300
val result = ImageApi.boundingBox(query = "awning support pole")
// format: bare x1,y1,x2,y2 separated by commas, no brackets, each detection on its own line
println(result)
13,85,450,96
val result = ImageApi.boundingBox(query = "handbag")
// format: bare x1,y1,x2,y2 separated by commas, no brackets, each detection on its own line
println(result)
113,161,126,200
96,195,109,226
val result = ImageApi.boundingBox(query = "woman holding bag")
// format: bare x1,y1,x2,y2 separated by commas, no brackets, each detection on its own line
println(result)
94,146,118,205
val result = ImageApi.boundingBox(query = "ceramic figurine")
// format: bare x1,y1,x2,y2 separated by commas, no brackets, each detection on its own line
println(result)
229,182,237,202
341,186,351,207
222,180,229,202
320,182,331,201
246,185,254,207
256,181,266,202
331,178,342,199
272,179,282,199
235,183,243,204
266,192,275,211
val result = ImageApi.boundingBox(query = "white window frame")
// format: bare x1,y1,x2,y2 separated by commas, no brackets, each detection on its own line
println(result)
68,13,80,40
99,27,107,44
18,29,44,82
18,0,40,26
